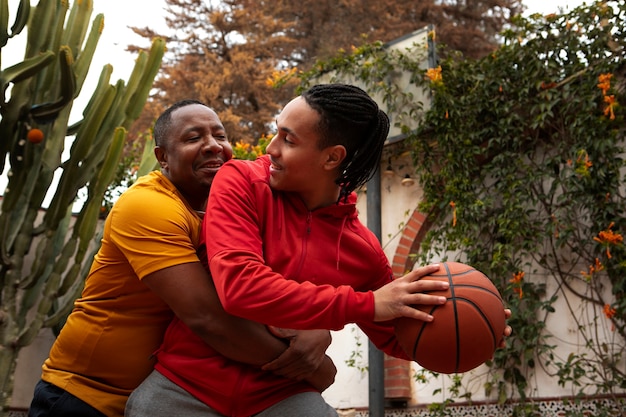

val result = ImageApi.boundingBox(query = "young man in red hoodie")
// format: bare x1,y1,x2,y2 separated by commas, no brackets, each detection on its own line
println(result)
126,85,511,417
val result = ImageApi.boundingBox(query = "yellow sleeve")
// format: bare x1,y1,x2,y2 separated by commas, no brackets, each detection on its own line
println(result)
105,180,202,279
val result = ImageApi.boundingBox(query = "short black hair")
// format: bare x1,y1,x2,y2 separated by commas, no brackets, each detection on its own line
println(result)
153,99,207,147
302,83,390,200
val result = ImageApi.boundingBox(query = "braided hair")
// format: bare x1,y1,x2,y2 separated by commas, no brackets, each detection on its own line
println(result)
302,83,390,202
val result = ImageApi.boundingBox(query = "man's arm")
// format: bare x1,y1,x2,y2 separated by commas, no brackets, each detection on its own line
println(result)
142,261,335,390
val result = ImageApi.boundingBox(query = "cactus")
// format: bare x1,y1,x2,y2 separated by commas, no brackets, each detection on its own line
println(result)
0,0,165,412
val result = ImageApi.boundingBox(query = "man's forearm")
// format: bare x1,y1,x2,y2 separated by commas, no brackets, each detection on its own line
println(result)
187,316,287,366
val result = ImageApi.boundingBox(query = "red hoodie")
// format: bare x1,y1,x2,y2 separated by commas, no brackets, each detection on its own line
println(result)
155,156,409,416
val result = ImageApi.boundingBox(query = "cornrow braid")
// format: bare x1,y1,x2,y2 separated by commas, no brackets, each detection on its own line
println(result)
302,84,390,201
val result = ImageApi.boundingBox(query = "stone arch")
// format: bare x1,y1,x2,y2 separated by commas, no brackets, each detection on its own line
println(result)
384,208,431,402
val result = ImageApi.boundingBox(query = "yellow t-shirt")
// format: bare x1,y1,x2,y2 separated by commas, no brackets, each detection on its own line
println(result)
41,171,202,417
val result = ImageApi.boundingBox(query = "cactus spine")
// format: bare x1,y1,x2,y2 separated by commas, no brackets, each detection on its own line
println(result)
0,0,165,412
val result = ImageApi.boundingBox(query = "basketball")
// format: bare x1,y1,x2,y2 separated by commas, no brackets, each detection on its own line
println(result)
394,262,506,374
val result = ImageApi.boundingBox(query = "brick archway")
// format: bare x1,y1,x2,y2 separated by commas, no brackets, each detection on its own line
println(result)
384,209,430,402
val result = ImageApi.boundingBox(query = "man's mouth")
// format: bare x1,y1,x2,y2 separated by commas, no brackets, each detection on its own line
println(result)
269,158,282,172
198,160,223,173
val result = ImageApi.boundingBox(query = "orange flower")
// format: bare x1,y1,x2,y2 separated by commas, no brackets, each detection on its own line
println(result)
603,95,617,120
541,81,557,90
594,222,623,244
603,304,616,331
510,271,524,284
593,222,623,259
509,271,524,299
449,201,457,227
603,304,615,319
426,66,443,85
597,73,612,95
581,258,604,281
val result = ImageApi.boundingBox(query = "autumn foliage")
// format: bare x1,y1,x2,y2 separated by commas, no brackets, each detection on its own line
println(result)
127,0,523,146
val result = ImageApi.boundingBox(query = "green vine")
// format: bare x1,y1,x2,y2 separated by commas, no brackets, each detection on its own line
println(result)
299,0,626,413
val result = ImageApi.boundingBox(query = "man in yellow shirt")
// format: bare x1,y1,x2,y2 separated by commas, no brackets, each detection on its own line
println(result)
28,100,335,417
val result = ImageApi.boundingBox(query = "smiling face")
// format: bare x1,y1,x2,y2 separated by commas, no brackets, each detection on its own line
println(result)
265,96,346,210
155,103,233,211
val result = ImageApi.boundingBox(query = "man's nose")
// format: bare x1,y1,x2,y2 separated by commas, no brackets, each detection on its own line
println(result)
202,136,223,152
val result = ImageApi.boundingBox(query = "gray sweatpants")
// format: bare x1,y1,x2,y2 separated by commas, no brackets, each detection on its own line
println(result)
125,370,339,417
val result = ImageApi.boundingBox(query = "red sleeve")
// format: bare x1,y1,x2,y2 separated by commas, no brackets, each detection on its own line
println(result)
204,160,374,331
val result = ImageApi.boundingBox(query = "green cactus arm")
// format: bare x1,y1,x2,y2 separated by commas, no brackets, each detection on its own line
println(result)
39,66,115,230
15,270,62,348
80,79,127,155
31,2,68,98
0,51,54,102
26,0,63,58
68,82,117,169
0,133,48,265
78,37,163,183
30,45,76,124
42,83,116,230
125,37,165,122
20,232,74,311
9,0,30,37
108,37,165,125
79,62,112,122
0,0,25,48
0,0,9,49
0,0,28,49
19,208,71,292
39,63,113,173
46,234,79,299
45,270,84,328
73,13,103,94
61,0,92,59
0,84,30,175
1,132,34,212
56,259,80,298
52,233,104,311
113,51,148,115
71,39,163,184
73,126,125,247
137,137,159,177
77,80,128,175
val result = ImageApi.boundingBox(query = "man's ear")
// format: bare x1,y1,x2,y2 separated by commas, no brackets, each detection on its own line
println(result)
154,146,168,170
324,145,347,170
